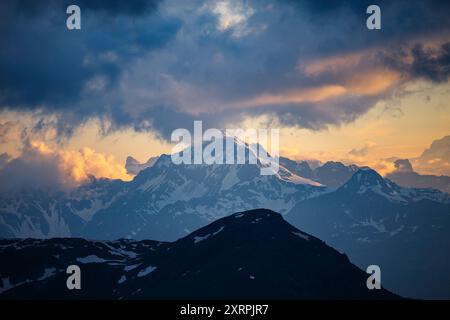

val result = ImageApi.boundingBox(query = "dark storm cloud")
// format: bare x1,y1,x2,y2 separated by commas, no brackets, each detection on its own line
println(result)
137,106,200,140
279,0,450,54
285,0,450,36
1,0,450,141
242,95,381,131
0,0,179,114
0,0,160,19
383,42,450,83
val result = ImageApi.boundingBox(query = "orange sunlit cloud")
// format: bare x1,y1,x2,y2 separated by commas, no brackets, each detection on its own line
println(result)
28,141,132,187
302,52,366,77
237,85,348,107
235,54,400,109
343,69,400,95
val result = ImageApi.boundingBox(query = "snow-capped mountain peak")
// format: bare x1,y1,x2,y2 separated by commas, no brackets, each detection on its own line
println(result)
275,164,323,186
339,167,450,204
343,167,396,192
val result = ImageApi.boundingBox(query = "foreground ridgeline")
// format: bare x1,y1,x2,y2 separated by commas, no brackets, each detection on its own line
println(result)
0,209,398,299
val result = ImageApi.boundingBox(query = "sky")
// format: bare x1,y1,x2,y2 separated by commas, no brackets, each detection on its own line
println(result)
0,0,450,189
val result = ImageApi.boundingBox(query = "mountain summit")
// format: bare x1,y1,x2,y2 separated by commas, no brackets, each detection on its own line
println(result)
342,167,398,196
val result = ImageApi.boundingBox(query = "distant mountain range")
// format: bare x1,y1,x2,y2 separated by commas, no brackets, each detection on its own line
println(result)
0,209,398,299
386,159,450,194
280,157,359,188
0,139,327,240
286,168,450,299
1,139,449,299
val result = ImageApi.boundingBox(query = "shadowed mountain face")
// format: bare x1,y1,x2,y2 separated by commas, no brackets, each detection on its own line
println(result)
0,209,398,299
279,158,359,188
313,161,359,188
286,169,450,299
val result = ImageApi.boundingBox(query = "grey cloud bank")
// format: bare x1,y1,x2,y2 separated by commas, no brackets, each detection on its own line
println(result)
0,0,450,139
